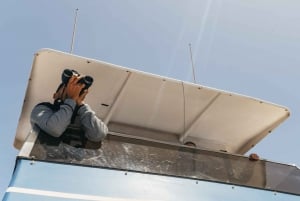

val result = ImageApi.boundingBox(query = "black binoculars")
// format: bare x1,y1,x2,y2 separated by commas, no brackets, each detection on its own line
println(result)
61,69,93,94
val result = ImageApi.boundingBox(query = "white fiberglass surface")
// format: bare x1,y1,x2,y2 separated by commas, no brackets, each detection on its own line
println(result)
15,49,289,154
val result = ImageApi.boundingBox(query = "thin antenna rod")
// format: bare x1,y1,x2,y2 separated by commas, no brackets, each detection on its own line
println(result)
70,8,79,54
189,43,197,83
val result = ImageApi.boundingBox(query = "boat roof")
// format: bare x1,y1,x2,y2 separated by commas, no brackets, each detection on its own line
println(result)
14,49,290,153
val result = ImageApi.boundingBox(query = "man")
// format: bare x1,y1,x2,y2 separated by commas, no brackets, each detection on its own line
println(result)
30,70,108,148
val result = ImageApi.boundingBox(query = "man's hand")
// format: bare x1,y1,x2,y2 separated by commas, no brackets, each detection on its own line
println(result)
66,76,87,105
77,89,88,106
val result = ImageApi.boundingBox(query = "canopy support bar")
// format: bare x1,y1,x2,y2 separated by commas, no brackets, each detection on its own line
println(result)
104,71,132,125
179,92,221,143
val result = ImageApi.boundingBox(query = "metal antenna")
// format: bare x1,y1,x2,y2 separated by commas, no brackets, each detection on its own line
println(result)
189,43,197,83
70,8,79,54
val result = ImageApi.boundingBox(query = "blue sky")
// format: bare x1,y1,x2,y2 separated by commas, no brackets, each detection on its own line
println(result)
1,0,300,198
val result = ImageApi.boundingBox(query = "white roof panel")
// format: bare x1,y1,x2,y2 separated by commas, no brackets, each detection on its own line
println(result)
14,49,290,154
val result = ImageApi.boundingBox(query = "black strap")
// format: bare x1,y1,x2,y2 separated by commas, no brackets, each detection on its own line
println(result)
37,102,60,111
71,105,81,124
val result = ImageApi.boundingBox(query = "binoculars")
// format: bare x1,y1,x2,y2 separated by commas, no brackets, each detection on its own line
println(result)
61,69,93,94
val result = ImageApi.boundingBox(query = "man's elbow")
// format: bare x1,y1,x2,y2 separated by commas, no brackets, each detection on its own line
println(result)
43,127,65,138
87,129,108,142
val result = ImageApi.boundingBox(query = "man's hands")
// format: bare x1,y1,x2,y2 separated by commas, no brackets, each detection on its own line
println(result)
66,76,88,106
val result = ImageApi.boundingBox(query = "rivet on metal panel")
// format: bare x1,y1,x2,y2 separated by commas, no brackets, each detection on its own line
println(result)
249,153,260,161
30,157,36,165
184,141,196,147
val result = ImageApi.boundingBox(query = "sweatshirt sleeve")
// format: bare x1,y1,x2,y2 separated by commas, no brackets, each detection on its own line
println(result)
30,99,76,137
77,104,108,142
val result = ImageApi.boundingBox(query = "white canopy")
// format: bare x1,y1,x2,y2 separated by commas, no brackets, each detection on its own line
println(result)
14,49,290,154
